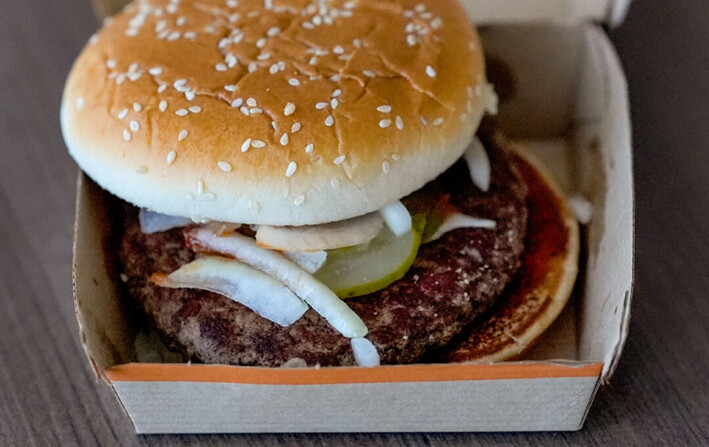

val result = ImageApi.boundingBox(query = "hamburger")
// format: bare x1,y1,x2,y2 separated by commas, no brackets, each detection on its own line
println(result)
61,0,578,367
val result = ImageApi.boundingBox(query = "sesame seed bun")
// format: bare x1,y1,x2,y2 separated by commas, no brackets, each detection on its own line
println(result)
61,0,489,225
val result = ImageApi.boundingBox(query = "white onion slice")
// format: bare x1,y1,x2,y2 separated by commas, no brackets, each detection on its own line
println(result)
427,213,496,242
463,137,491,192
380,201,412,237
283,250,328,273
186,227,368,338
152,256,308,327
256,213,383,252
351,338,380,367
139,209,192,234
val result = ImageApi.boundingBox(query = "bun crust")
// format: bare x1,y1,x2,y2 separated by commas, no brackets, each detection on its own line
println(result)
62,0,489,225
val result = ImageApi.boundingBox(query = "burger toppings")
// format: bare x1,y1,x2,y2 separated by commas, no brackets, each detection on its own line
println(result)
314,220,422,299
380,201,413,236
184,226,368,338
139,209,191,234
151,256,307,327
283,250,328,274
464,137,492,192
427,213,496,242
351,338,381,367
255,212,384,252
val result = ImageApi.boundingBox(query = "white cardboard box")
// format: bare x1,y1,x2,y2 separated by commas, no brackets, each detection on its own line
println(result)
73,0,634,433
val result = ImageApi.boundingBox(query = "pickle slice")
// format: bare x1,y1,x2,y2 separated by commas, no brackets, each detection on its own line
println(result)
315,218,423,299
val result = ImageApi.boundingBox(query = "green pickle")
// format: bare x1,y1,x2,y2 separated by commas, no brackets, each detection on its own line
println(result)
315,215,426,299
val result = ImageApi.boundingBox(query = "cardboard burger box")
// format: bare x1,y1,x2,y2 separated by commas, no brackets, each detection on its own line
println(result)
74,0,634,433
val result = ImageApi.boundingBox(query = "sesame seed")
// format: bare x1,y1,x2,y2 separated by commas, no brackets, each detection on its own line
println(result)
353,38,362,48
75,97,84,110
308,56,318,65
240,106,250,116
188,106,201,113
129,120,140,131
174,79,187,90
215,63,227,72
178,130,188,141
376,105,391,113
226,53,238,67
250,107,263,114
291,122,301,133
382,161,391,174
241,138,252,152
133,102,142,112
288,78,300,86
406,34,417,46
426,65,436,78
115,74,126,85
166,150,177,164
285,161,297,177
396,116,404,130
149,67,163,75
420,116,428,126
231,98,243,108
284,102,296,116
224,84,237,92
379,119,392,128
333,45,344,54
302,22,314,30
197,180,204,196
251,139,266,148
316,102,328,110
256,37,267,48
330,98,338,109
280,133,289,146
269,64,279,74
123,129,131,141
330,178,340,188
363,70,376,78
158,84,168,93
257,52,271,61
325,115,334,127
433,117,444,126
159,100,168,112
218,161,233,172
106,59,117,69
176,16,187,26
305,143,314,153
294,195,305,206
176,108,188,116
271,121,279,131
247,98,257,107
267,26,281,36
118,108,129,120
334,155,346,165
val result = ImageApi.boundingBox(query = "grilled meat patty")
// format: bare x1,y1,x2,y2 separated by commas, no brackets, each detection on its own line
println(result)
119,129,528,366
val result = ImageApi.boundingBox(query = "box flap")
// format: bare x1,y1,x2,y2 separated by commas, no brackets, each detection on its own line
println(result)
462,0,632,26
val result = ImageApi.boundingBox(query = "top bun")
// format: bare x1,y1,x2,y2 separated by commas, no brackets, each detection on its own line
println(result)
62,0,490,225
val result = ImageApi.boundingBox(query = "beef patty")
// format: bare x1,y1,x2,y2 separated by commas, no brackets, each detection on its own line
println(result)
119,129,529,367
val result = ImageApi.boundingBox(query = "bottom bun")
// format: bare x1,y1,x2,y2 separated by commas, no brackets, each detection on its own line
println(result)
439,146,580,363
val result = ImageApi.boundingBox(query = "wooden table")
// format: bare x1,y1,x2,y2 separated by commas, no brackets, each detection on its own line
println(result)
1,0,707,445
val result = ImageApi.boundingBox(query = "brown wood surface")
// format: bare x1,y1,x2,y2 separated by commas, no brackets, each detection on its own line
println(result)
1,0,707,445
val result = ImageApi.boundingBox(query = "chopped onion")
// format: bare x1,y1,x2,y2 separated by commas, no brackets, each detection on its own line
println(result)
280,358,308,369
351,338,380,367
152,256,308,327
463,137,491,192
256,213,383,252
427,213,496,242
139,209,192,234
185,227,368,338
380,201,412,236
283,250,328,273
568,194,594,224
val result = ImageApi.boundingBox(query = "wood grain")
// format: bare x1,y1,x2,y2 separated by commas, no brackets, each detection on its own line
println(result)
0,0,707,445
